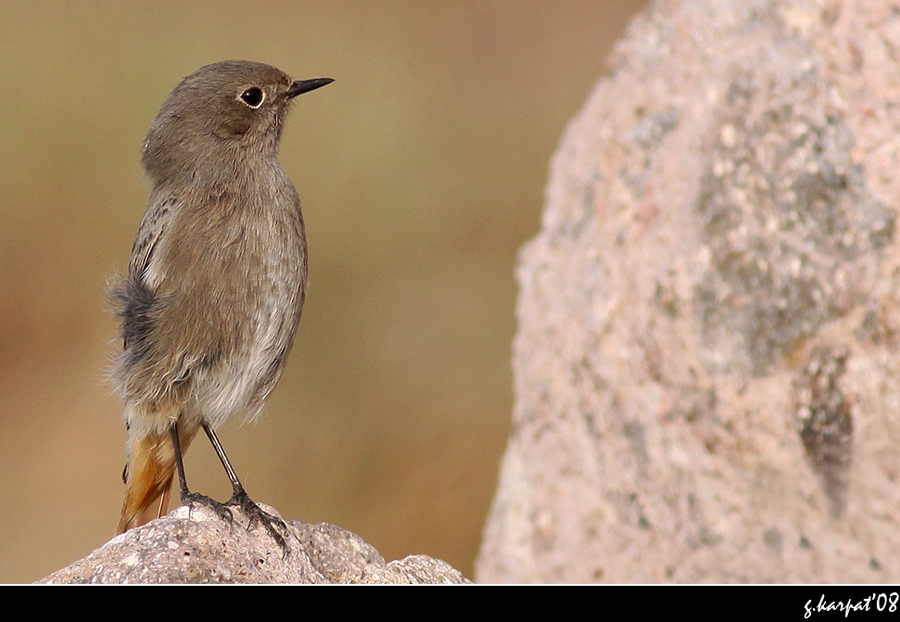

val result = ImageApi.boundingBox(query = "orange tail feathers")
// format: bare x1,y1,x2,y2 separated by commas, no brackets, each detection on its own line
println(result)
116,422,198,534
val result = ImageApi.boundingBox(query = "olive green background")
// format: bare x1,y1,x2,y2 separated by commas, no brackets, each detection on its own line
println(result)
0,1,646,582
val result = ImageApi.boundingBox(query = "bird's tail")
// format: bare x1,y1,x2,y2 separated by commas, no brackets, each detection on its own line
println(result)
116,420,199,534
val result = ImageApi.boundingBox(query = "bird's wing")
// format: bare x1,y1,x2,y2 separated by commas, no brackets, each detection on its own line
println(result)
129,192,179,288
115,190,241,390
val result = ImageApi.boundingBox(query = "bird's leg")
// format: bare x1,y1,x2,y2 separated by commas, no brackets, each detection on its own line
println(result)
201,423,290,551
170,423,233,524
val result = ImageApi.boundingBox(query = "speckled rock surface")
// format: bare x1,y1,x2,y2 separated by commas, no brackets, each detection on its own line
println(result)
478,0,900,582
40,505,469,584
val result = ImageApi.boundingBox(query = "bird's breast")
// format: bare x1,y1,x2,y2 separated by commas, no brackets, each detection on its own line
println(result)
141,180,306,427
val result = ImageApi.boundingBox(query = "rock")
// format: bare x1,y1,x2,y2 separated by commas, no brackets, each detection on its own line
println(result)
40,505,469,584
478,0,900,582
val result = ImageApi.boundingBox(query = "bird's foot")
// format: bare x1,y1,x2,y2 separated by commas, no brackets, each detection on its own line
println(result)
226,488,291,554
180,491,234,524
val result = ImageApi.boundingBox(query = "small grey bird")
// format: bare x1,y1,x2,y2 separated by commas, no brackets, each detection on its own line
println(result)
110,61,331,544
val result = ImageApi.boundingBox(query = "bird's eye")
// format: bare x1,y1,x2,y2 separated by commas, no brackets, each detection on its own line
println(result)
239,87,265,108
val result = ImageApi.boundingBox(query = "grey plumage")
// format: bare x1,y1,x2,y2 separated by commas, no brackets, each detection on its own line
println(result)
110,60,331,535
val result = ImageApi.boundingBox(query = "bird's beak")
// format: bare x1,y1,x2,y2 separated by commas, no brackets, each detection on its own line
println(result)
287,77,334,99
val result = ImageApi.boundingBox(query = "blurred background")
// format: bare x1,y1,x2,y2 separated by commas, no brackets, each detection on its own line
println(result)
0,0,647,582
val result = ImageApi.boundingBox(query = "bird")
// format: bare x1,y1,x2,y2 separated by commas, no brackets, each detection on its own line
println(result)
109,60,332,547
